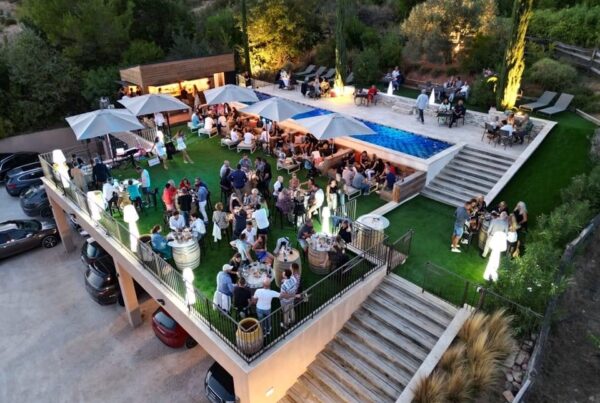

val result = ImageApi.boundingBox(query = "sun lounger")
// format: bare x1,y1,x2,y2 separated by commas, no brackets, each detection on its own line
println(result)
345,72,354,85
295,64,315,78
220,138,240,150
519,91,557,112
322,68,336,81
237,142,256,154
538,93,574,117
305,66,327,80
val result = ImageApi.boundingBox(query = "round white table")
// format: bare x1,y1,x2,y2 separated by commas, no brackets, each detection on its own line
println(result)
240,262,273,289
356,214,390,253
167,239,200,271
357,214,390,231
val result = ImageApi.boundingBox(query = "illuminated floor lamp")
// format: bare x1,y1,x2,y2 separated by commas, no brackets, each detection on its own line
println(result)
321,207,331,235
87,191,104,221
483,231,508,282
183,267,196,310
123,204,140,252
52,149,70,189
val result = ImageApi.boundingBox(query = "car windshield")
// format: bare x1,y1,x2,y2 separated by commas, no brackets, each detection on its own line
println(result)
0,220,41,233
20,220,41,231
23,187,38,198
154,311,176,330
86,270,107,288
0,233,9,245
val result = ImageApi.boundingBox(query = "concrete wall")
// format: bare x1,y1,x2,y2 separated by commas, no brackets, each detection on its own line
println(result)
424,143,463,184
0,127,78,153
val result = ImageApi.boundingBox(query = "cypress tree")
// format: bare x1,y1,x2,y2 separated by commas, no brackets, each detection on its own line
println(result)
334,0,347,90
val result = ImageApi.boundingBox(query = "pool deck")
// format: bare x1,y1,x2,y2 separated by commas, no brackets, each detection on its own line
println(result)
253,83,557,207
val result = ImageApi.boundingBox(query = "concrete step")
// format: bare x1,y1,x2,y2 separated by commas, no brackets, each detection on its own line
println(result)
444,165,502,184
335,329,415,386
438,170,497,189
461,147,515,166
463,144,517,162
432,174,491,195
452,159,506,178
454,154,511,173
384,274,459,317
420,188,464,207
423,182,475,203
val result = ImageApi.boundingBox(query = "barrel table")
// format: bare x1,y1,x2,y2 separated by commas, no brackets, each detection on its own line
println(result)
356,214,390,256
167,239,200,271
307,234,335,275
273,248,301,287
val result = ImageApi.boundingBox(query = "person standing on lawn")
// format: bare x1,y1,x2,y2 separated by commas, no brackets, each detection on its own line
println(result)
415,89,429,124
451,200,471,253
175,130,194,164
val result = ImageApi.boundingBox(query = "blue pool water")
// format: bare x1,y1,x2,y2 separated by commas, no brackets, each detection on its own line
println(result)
252,91,452,159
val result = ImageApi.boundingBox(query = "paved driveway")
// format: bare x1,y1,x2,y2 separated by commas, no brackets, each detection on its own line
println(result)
0,187,211,402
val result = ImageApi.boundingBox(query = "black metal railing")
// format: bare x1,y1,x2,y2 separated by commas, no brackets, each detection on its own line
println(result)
39,152,388,363
403,261,544,336
386,229,414,273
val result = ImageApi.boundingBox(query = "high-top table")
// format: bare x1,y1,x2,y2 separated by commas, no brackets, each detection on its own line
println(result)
273,248,301,287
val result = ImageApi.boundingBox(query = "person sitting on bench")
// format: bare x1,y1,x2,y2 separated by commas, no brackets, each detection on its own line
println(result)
448,100,466,128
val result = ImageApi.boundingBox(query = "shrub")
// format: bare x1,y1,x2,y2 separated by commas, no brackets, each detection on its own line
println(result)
459,312,488,345
431,67,444,77
412,372,446,403
379,33,403,71
485,309,515,356
469,76,497,109
529,5,600,48
82,66,120,108
460,31,508,74
120,39,164,66
527,58,578,92
446,66,459,76
314,38,336,68
354,48,381,86
439,343,466,372
467,351,501,392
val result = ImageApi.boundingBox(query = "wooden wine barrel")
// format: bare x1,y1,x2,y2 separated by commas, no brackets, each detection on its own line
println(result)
478,219,490,251
308,247,330,275
169,239,200,271
236,317,263,355
273,249,301,287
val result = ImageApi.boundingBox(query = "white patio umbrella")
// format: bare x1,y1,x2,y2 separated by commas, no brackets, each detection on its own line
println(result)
293,112,376,140
65,108,144,160
203,84,259,105
118,93,190,135
240,97,313,122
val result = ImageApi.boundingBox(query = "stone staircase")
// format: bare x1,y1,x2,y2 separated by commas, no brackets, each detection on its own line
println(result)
279,274,461,403
421,144,516,207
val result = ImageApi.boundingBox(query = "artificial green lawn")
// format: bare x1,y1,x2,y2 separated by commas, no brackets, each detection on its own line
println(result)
111,127,385,296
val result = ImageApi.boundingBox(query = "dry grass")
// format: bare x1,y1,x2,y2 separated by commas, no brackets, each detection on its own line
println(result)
467,351,502,393
412,372,447,403
439,342,466,373
445,369,474,403
459,312,488,345
486,309,515,357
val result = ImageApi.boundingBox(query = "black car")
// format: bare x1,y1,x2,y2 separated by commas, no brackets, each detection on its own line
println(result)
0,219,59,259
80,238,108,266
84,255,145,305
20,185,52,217
6,161,42,179
85,256,121,305
6,167,44,196
205,362,236,403
0,153,39,182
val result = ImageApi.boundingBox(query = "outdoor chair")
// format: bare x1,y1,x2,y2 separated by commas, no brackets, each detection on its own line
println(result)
220,138,240,150
294,64,315,79
237,142,257,154
322,68,336,81
187,122,200,135
538,93,574,117
305,66,327,81
497,129,513,149
345,72,354,85
519,91,557,112
482,123,499,143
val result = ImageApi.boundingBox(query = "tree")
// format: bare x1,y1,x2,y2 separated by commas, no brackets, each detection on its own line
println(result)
497,0,533,109
121,40,165,66
241,0,252,79
202,8,242,54
354,48,381,86
167,31,210,61
246,0,314,71
19,0,133,67
82,66,120,108
1,29,81,132
334,0,348,90
130,0,193,50
401,0,497,63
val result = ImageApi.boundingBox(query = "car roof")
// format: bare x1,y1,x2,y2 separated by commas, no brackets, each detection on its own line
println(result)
0,220,39,232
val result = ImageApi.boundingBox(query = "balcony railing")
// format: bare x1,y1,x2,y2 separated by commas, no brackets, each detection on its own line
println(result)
39,151,389,363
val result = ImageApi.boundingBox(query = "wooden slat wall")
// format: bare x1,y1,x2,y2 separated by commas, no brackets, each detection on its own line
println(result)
119,54,236,88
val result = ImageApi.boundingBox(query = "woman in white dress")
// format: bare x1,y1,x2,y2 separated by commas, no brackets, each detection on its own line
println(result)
151,136,169,170
175,130,194,164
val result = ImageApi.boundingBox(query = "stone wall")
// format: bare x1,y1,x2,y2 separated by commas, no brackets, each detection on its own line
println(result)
0,127,79,153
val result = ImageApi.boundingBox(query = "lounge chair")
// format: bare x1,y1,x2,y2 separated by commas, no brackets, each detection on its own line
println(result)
305,66,327,80
538,93,574,117
220,138,240,150
322,68,336,81
519,91,557,112
295,64,315,78
345,72,354,85
237,142,256,154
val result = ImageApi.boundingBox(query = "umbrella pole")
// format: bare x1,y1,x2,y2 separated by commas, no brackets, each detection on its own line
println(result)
105,134,114,162
166,113,171,138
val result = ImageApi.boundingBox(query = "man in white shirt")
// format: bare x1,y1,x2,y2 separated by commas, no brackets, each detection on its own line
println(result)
272,176,284,197
415,89,429,124
217,114,227,136
252,205,270,236
169,210,186,232
252,279,280,335
240,221,257,244
102,182,118,214
243,130,254,145
500,122,514,137
190,212,206,241
203,115,214,135
154,112,165,128
459,82,470,98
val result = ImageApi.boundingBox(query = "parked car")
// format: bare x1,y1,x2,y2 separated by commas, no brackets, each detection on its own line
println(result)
6,167,45,196
0,153,39,182
205,361,236,403
0,219,59,259
80,238,107,266
151,307,198,349
84,255,146,306
6,161,42,178
19,185,52,217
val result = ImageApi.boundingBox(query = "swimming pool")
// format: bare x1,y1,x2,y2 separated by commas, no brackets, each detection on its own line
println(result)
252,91,452,159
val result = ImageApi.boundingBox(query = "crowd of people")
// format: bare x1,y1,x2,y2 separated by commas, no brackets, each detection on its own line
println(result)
451,196,528,261
484,112,533,145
